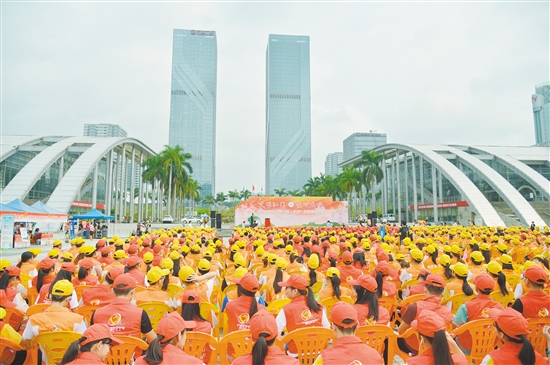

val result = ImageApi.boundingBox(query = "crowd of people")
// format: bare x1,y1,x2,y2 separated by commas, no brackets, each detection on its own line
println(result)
0,223,549,365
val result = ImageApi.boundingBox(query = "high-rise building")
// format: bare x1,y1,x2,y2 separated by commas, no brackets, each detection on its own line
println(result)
169,29,217,200
343,132,387,162
83,124,127,137
265,34,311,195
532,82,550,145
325,152,343,177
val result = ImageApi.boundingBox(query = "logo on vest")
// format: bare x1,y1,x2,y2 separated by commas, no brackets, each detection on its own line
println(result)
109,313,122,326
382,290,388,297
301,309,312,321
238,313,250,324
347,276,353,282
90,299,101,306
49,325,60,331
349,361,363,365
481,308,491,318
365,317,375,325
538,308,549,317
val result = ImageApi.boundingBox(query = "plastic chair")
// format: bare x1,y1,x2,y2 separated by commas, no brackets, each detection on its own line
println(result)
355,325,397,360
218,329,253,365
0,337,26,365
166,283,184,298
489,291,514,308
311,281,323,294
394,327,421,362
441,293,471,315
280,327,335,364
137,302,171,331
378,297,397,319
27,286,38,305
400,279,419,299
135,285,146,293
391,294,425,328
321,296,354,320
526,318,549,357
266,298,291,315
73,284,91,301
77,304,100,326
184,331,218,365
210,285,222,308
20,273,32,292
25,303,50,316
104,335,148,365
30,331,82,365
3,307,26,332
504,273,521,289
450,319,496,365
200,301,220,338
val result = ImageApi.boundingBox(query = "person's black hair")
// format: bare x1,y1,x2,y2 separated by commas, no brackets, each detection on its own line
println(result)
0,271,13,291
51,294,72,302
238,285,259,318
502,262,513,270
489,271,509,296
535,257,549,270
417,271,430,281
328,275,342,300
354,286,379,321
161,274,169,291
442,264,453,280
375,271,384,298
113,287,135,296
333,318,357,335
289,253,297,264
425,283,445,296
104,274,115,285
429,250,439,265
495,323,535,365
60,337,104,365
479,288,492,295
303,248,311,258
181,302,207,322
297,287,321,313
329,258,337,267
36,265,55,292
296,256,304,264
470,256,483,266
197,268,210,276
455,274,474,296
309,267,317,286
171,259,181,278
144,329,185,365
17,252,33,268
77,266,88,281
482,250,491,264
125,263,139,273
353,252,367,268
262,257,268,268
452,253,465,264
420,331,455,365
229,251,236,262
48,269,73,297
251,334,276,365
273,268,283,295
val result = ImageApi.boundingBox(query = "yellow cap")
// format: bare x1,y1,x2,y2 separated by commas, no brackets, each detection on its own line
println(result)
496,243,508,252
499,254,512,265
470,251,483,263
147,266,170,283
234,267,248,279
425,245,436,254
285,245,293,253
28,247,42,255
483,260,502,275
0,307,5,320
326,267,340,278
450,245,461,254
410,249,423,261
161,258,174,270
308,254,320,269
52,239,62,247
143,252,154,264
114,250,127,259
275,257,288,270
62,252,74,261
48,249,60,258
439,254,451,266
395,253,405,260
52,279,73,296
198,259,211,271
181,245,190,254
450,262,469,277
362,242,371,249
0,259,12,270
179,266,195,282
479,243,490,251
169,251,181,260
234,255,246,268
443,246,452,253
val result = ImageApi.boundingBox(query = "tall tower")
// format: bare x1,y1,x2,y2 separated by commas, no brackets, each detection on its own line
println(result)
169,29,217,200
532,82,550,145
265,34,312,195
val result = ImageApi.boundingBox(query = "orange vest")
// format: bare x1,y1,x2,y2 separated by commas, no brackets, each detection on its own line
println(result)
281,296,324,353
28,306,83,333
353,303,390,325
72,275,98,286
320,336,383,364
225,295,265,333
458,295,503,350
518,290,550,318
488,341,546,365
93,298,143,337
134,286,171,305
339,265,362,281
82,284,115,306
406,348,469,365
127,268,146,286
414,296,453,324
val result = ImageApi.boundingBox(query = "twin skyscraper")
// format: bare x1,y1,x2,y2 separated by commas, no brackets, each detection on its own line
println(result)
168,30,312,199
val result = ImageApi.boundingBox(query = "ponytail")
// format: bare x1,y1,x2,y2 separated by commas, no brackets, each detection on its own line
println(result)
354,286,379,321
443,264,453,280
17,252,33,268
161,275,169,291
329,258,337,268
309,268,317,286
301,287,321,313
429,330,455,365
430,251,438,264
457,274,474,296
59,337,99,365
36,266,53,292
375,271,384,298
273,268,283,295
517,334,536,365
289,253,297,264
482,250,491,264
144,334,166,365
497,272,508,296
238,285,259,318
251,334,275,365
77,266,88,281
329,275,341,300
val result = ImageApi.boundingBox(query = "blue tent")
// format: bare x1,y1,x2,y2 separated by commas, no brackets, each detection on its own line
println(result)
0,203,24,212
72,208,114,220
31,201,65,215
5,199,43,213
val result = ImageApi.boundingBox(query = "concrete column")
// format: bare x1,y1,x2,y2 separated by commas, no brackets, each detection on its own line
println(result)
137,153,143,222
396,150,402,223
439,168,443,204
432,165,438,224
419,157,424,204
391,156,396,216
404,152,409,223
382,163,387,216
119,145,127,223
412,153,418,222
113,150,119,222
91,163,98,209
129,147,136,223
58,156,64,182
106,151,114,215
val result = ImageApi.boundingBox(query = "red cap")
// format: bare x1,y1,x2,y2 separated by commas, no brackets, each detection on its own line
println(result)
524,266,547,285
474,272,495,292
411,310,445,337
113,274,137,290
125,256,140,267
377,251,389,262
425,274,445,288
489,307,529,339
180,290,201,304
278,274,308,291
330,302,359,328
80,323,123,347
234,273,260,292
157,311,196,339
106,267,124,282
153,245,162,253
5,266,20,277
419,268,431,277
128,245,138,254
250,309,278,341
40,258,55,270
342,251,353,264
375,261,391,275
99,247,111,255
60,262,76,273
96,240,106,248
79,259,93,269
0,290,16,309
303,242,312,249
348,275,378,292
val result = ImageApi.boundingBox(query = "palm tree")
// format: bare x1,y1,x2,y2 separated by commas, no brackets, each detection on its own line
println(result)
160,145,193,217
240,189,252,201
228,190,240,207
202,195,216,210
339,167,361,219
183,179,201,216
287,189,303,196
142,154,165,222
354,150,385,214
215,192,227,207
274,188,287,196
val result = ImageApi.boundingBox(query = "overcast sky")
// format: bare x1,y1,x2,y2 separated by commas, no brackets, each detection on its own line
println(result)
2,1,548,194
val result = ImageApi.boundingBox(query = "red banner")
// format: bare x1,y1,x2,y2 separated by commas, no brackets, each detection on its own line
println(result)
409,201,469,210
72,201,105,209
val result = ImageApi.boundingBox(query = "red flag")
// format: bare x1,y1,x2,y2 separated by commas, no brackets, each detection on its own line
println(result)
252,185,255,191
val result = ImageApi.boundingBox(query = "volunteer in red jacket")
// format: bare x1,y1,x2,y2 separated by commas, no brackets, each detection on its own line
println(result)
134,312,203,365
407,310,468,365
233,309,299,365
314,302,383,365
225,273,265,333
349,274,390,325
511,266,549,319
481,307,546,365
59,324,123,365
276,274,330,357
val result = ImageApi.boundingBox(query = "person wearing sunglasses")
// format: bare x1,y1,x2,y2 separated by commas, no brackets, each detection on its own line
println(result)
60,323,123,364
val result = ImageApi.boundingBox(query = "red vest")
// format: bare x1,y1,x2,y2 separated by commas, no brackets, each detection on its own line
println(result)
232,346,300,365
406,348,469,365
92,298,143,337
282,296,324,354
134,344,203,365
72,275,98,286
339,265,362,281
127,268,146,286
409,282,426,296
518,290,550,318
415,296,453,324
382,281,397,298
320,336,383,365
465,294,503,320
225,295,265,333
82,284,115,306
488,341,546,365
353,303,391,325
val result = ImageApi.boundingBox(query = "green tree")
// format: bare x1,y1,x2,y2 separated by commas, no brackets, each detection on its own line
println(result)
215,192,227,207
354,150,385,213
240,189,252,201
142,154,165,221
274,188,287,196
202,195,216,210
228,190,240,207
160,145,193,218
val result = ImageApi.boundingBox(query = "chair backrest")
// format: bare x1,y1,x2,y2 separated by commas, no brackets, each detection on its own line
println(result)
200,301,220,338
280,327,336,364
526,318,549,357
210,285,222,308
166,283,184,298
489,291,514,308
400,279,419,291
441,293,471,315
218,329,253,365
378,297,397,319
184,331,218,365
0,336,26,365
104,335,148,365
27,286,39,305
310,281,323,294
223,284,237,295
77,304,100,326
3,307,26,332
73,284,91,301
355,324,397,359
30,331,82,365
26,303,51,316
266,298,291,315
394,327,421,363
320,296,354,320
504,273,521,289
451,319,496,365
135,285,146,293
137,302,171,331
391,294,425,328
20,273,32,291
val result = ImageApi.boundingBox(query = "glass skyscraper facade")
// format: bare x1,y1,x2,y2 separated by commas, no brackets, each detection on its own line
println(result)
169,29,217,200
532,82,550,145
343,132,387,162
265,34,311,195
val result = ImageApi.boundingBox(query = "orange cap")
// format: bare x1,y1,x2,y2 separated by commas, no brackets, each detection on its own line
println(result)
474,272,495,292
411,310,445,337
79,259,93,269
5,266,20,277
250,309,278,341
348,275,377,292
40,258,55,270
113,274,137,290
0,290,16,309
524,266,547,285
489,307,529,340
278,274,308,291
80,323,123,347
342,251,353,264
60,262,76,273
375,261,391,275
180,290,201,304
425,274,445,288
234,273,260,292
106,267,124,282
157,311,196,340
331,302,359,328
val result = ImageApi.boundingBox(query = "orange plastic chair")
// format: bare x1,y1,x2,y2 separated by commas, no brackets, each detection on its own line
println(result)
184,331,218,365
400,279,419,299
394,327,421,362
25,303,50,316
321,296,354,321
489,291,514,308
135,285,146,293
451,319,496,365
3,307,26,332
104,335,148,365
77,304,100,326
0,337,26,365
355,325,397,361
441,293,471,315
310,281,323,295
391,294,425,328
20,273,32,293
378,297,397,319
504,273,521,289
280,327,335,364
526,318,549,357
30,331,82,365
266,298,291,315
200,301,221,338
27,286,39,305
218,329,253,365
137,302,171,331
210,285,222,308
223,284,237,296
73,284,91,301
166,283,184,298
